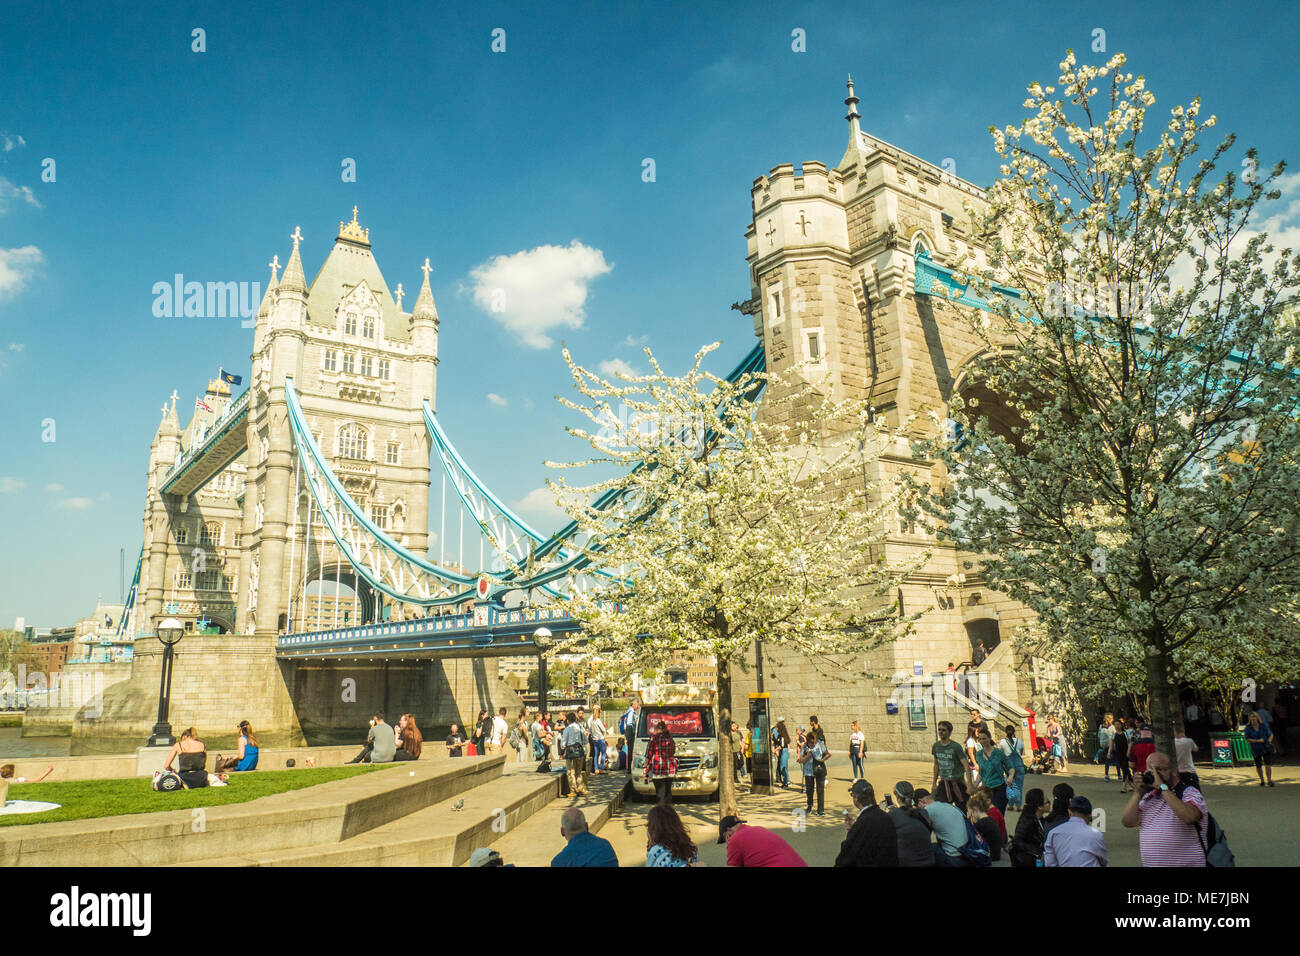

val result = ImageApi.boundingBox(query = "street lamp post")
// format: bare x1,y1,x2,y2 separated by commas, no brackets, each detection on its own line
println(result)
534,627,552,712
147,617,184,747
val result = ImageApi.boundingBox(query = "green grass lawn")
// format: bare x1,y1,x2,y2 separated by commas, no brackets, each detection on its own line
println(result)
0,764,391,827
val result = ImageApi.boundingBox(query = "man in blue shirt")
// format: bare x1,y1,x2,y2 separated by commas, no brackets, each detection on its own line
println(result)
551,808,618,867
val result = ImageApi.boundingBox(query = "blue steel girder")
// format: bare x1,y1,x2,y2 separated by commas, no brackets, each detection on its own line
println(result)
284,376,483,608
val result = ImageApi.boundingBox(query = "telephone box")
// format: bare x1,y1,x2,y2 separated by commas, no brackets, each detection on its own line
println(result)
748,693,773,795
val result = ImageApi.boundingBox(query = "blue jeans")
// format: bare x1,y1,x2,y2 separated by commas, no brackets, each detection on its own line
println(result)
593,738,607,771
778,749,790,786
849,749,865,778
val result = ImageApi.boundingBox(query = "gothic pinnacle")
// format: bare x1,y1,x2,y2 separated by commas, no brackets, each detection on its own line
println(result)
279,226,307,294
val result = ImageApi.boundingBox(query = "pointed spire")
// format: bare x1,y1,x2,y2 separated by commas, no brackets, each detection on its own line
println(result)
411,257,438,322
156,393,180,438
257,254,280,317
280,226,307,294
845,74,862,144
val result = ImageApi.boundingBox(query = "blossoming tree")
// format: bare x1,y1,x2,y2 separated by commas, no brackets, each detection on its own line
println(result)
922,51,1300,755
546,343,920,815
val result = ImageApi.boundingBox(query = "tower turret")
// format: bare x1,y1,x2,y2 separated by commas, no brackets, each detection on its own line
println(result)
409,257,440,407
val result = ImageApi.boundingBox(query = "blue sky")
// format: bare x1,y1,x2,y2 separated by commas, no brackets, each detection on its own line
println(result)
1,1,1297,626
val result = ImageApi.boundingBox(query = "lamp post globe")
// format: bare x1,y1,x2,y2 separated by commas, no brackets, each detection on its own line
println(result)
147,618,185,747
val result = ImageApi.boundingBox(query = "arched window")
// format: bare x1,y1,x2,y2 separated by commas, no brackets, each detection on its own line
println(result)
201,521,222,547
363,314,375,339
911,232,933,256
338,423,369,460
344,312,358,335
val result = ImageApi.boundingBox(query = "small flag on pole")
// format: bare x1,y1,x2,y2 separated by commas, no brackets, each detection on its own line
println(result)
219,368,242,386
195,398,212,413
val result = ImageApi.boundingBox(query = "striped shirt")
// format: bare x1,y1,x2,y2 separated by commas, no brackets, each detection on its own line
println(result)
1137,785,1208,867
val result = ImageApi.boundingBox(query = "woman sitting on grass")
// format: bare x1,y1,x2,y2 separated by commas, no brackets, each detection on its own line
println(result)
216,721,260,773
164,728,209,789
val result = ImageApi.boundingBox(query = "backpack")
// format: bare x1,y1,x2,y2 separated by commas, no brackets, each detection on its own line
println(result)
152,770,184,792
1178,785,1234,868
958,818,992,867
509,727,520,749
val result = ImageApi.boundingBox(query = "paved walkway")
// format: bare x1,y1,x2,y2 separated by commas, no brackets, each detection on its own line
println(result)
599,755,1300,866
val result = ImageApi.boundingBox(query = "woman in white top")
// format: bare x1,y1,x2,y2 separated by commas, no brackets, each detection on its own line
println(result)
966,732,981,786
589,705,610,774
848,720,866,780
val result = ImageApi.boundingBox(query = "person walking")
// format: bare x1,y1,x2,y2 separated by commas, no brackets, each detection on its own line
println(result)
835,780,899,867
560,712,589,797
645,803,697,867
1131,721,1156,775
1244,711,1276,787
1110,717,1134,792
1045,714,1067,771
974,728,1013,813
887,781,935,867
490,707,510,755
930,720,972,810
797,728,829,816
644,719,677,805
729,722,747,784
999,724,1026,810
1044,796,1108,867
1096,713,1115,776
1172,721,1200,790
848,720,866,781
773,719,792,789
589,705,609,774
619,699,640,775
1121,751,1209,866
1008,788,1048,867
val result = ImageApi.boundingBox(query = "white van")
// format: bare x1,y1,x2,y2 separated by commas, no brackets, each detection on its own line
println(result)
629,669,720,800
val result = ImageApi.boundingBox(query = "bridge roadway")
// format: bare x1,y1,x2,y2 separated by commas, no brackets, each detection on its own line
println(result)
276,602,581,661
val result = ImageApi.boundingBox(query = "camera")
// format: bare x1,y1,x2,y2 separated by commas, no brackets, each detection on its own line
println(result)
884,794,894,807
1141,771,1155,787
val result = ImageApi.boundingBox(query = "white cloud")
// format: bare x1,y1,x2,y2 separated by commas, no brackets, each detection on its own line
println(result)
0,176,41,212
57,497,92,511
0,477,24,494
598,358,637,379
511,486,568,529
1,133,25,152
0,246,44,298
7,343,23,352
466,240,612,349
44,482,63,493
622,334,650,348
486,392,508,407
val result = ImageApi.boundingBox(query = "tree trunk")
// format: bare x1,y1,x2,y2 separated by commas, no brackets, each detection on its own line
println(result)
1145,636,1177,758
717,657,736,818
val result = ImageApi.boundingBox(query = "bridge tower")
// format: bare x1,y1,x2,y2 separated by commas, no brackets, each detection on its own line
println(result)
733,81,1044,752
238,209,439,638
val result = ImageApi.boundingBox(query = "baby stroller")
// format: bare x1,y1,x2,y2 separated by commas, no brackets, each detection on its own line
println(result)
1027,736,1057,774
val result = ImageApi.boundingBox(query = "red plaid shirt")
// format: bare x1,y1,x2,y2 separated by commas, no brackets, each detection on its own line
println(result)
645,733,677,780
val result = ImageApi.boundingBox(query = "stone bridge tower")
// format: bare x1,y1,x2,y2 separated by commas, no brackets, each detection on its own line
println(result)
238,209,440,638
732,81,1048,753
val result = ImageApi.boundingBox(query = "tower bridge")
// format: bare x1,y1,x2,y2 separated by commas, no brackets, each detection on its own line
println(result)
92,84,1084,750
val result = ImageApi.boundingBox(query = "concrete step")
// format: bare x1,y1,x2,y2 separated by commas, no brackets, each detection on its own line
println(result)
187,765,562,866
2,755,507,866
470,769,631,867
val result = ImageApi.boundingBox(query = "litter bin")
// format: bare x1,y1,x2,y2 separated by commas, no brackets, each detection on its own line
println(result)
1083,731,1099,760
1229,731,1252,765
